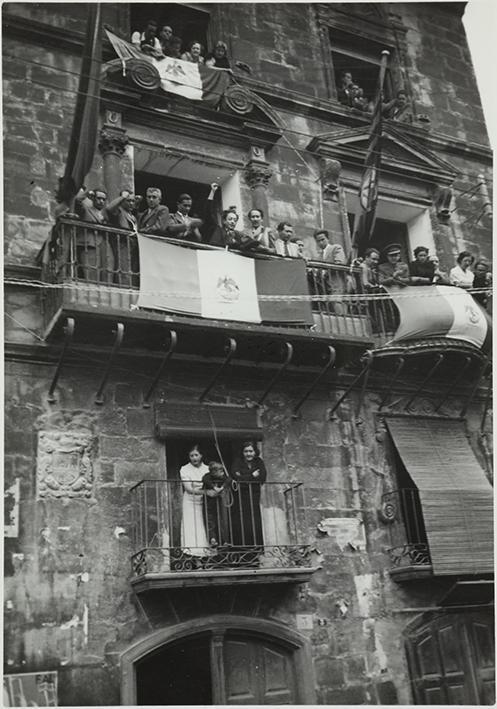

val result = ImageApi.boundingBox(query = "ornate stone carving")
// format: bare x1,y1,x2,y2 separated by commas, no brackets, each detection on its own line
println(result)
245,160,273,190
37,430,95,498
222,85,254,115
435,186,453,222
126,57,161,92
98,126,129,158
319,158,342,201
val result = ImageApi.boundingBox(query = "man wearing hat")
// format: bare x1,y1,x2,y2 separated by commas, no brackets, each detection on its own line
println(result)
314,229,346,264
378,243,410,287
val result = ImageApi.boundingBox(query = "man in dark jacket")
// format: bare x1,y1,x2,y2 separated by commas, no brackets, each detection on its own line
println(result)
137,187,170,236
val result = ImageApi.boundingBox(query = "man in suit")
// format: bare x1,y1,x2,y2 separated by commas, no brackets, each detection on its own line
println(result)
167,193,203,243
274,222,300,257
137,187,170,237
314,229,346,264
74,187,114,283
106,189,140,286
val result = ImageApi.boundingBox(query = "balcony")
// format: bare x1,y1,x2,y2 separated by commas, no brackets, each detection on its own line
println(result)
382,489,433,581
40,218,374,358
130,480,317,590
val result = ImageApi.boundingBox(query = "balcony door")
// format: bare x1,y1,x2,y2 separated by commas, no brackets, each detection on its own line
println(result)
406,612,495,704
135,631,297,705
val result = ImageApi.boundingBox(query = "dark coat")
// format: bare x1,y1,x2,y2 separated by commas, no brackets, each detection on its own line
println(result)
229,457,266,548
137,205,170,236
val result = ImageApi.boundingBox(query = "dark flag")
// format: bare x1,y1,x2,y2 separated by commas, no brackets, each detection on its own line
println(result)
57,4,102,204
352,50,390,256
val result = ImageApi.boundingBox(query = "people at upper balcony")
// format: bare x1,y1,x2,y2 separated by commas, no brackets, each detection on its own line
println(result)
73,187,114,283
167,193,203,243
360,247,381,291
205,41,231,69
202,460,229,549
207,184,261,252
471,260,492,308
106,190,140,287
180,444,211,562
247,208,276,252
131,20,163,57
313,229,346,264
181,40,205,64
337,71,354,106
449,250,475,289
165,36,182,59
274,222,300,257
429,255,450,285
409,246,436,285
350,84,369,112
295,238,306,259
158,25,173,54
229,441,267,564
137,187,170,236
378,243,410,287
382,90,412,123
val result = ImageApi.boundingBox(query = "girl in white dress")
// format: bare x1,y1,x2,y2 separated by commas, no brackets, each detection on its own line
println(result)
180,444,211,559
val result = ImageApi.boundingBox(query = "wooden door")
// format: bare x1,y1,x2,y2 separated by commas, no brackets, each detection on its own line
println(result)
407,613,494,705
223,635,296,705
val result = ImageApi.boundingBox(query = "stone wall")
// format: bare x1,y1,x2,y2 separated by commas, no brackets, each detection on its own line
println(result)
4,357,491,705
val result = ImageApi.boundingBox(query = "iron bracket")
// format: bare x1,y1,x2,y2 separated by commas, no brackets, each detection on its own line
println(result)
142,330,178,408
328,351,371,420
403,352,445,412
460,358,490,419
258,342,294,406
47,317,75,403
434,355,472,412
292,345,336,418
378,355,405,411
199,337,237,403
95,322,125,405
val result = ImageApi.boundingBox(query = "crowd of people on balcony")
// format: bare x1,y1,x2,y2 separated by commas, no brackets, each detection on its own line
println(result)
63,185,491,311
337,70,412,122
129,20,251,73
179,442,266,568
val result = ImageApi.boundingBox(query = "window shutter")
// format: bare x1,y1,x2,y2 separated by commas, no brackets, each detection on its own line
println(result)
386,418,493,575
155,401,262,440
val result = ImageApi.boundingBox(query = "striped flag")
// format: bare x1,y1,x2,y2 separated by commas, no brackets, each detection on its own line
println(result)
353,50,390,256
387,285,491,352
136,237,313,325
105,30,232,108
57,5,102,204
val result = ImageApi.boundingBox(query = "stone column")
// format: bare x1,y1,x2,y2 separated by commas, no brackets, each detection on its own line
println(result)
244,146,273,219
98,112,129,200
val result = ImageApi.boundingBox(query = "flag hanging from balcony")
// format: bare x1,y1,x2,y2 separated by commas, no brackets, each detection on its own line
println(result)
57,5,102,204
136,237,313,325
386,285,491,352
105,30,232,108
352,50,390,256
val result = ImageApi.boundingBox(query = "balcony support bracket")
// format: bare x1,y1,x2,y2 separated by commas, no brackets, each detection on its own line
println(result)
434,355,472,412
355,350,374,421
199,337,237,403
292,345,336,418
403,352,445,412
378,355,405,411
95,322,125,405
142,330,178,408
47,317,75,403
258,342,293,406
460,357,490,419
328,350,370,420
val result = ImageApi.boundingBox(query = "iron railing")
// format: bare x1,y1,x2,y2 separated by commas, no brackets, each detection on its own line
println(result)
130,479,311,575
382,488,432,569
41,218,373,340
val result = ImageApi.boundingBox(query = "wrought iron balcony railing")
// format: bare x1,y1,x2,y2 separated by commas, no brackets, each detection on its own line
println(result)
40,218,374,343
130,479,311,578
382,488,432,572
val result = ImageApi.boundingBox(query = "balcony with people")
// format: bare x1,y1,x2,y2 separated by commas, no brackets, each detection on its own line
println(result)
130,441,315,590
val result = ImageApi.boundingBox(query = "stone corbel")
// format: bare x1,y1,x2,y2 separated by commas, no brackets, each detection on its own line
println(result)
98,125,129,159
434,185,453,222
245,160,273,190
319,158,342,202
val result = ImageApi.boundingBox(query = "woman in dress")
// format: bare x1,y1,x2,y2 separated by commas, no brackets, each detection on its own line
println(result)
180,444,211,562
230,441,266,563
181,40,204,64
449,250,475,289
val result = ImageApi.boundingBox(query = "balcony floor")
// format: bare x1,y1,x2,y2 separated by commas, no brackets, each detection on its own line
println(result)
131,566,319,590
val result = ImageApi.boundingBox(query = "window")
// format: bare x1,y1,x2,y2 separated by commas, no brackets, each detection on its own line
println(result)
330,28,394,105
129,2,210,54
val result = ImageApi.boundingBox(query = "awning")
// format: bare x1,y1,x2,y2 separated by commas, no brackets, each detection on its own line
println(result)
155,401,261,439
386,418,493,576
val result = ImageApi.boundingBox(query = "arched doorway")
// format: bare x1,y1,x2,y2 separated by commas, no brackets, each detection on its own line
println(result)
121,615,316,705
405,610,495,704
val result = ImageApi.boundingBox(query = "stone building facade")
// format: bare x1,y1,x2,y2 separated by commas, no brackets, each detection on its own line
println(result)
3,2,493,706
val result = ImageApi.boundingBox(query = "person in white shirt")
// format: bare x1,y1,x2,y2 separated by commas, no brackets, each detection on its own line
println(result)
131,20,162,57
449,250,475,289
274,222,300,258
313,229,346,264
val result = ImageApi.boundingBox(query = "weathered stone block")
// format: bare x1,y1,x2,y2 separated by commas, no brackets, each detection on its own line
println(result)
315,656,345,687
126,409,154,436
376,680,398,704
